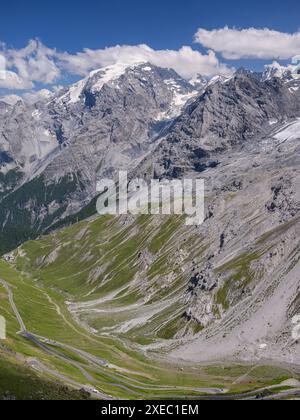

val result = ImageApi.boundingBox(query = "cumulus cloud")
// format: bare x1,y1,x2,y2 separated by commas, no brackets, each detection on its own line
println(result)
0,39,60,90
0,70,33,89
0,39,233,96
195,27,300,60
0,54,6,80
3,27,300,96
4,39,60,84
58,44,233,79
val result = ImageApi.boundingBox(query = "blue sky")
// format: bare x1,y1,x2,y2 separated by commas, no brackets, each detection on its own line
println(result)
1,0,300,99
1,0,300,52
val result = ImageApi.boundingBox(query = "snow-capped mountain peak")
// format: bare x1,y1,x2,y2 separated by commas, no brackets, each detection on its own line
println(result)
207,74,233,86
88,62,148,93
53,62,203,122
59,62,148,105
263,61,300,82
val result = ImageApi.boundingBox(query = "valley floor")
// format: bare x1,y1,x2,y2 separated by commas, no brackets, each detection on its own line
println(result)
0,129,299,400
1,259,300,400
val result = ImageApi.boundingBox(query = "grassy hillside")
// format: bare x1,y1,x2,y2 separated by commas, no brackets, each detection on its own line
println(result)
0,352,90,400
12,214,200,342
0,210,299,399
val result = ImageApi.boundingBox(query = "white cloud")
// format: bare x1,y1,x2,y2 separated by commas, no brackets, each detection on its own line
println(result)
3,26,300,96
195,27,300,60
5,39,60,84
0,70,33,89
58,44,233,79
0,54,6,80
0,39,60,91
0,39,233,97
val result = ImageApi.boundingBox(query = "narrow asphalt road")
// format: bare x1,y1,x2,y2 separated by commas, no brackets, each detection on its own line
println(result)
0,279,26,333
2,278,300,400
0,279,110,398
0,278,230,397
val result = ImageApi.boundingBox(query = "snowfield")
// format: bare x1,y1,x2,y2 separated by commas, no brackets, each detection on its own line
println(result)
274,119,300,142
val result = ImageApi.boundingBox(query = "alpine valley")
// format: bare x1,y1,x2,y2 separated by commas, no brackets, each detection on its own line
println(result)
0,61,299,400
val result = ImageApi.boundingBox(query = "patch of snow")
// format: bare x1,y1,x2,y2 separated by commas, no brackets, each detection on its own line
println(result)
172,90,198,108
208,75,233,86
259,343,268,350
164,79,181,89
42,129,51,138
32,110,42,120
155,111,169,121
68,78,87,104
274,119,300,142
263,61,300,81
61,62,147,105
155,89,198,121
189,75,207,87
90,62,146,93
289,86,299,93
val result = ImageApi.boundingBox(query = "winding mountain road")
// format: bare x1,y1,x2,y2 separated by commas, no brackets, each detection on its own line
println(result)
2,278,300,400
0,279,109,399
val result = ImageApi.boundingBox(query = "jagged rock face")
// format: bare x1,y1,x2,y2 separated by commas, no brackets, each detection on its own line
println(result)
0,101,12,116
0,63,197,179
43,64,198,181
0,63,299,366
144,70,300,178
0,100,58,171
14,126,300,365
262,61,300,82
0,65,300,254
0,63,199,252
189,74,208,91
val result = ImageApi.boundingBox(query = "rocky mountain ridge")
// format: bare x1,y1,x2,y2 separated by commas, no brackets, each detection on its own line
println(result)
0,63,300,254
